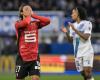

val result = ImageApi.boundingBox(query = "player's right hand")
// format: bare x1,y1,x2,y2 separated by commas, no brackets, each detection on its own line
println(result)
61,26,68,33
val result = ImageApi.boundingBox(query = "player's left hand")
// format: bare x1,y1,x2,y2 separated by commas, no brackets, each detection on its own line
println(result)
31,10,34,15
31,10,37,17
68,22,75,30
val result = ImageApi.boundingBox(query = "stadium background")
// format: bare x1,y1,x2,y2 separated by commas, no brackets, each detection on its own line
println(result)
0,0,100,80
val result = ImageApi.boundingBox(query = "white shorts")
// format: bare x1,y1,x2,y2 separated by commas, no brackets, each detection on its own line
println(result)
75,54,94,72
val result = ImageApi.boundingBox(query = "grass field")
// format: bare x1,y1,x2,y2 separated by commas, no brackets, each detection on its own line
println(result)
0,74,100,80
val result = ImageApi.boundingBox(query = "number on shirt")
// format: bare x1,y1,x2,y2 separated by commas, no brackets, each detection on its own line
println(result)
25,33,36,42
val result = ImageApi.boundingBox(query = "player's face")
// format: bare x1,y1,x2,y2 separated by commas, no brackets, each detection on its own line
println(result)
22,6,32,17
71,9,78,21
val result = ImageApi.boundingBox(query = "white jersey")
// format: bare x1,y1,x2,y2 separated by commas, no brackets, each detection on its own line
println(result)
69,20,94,57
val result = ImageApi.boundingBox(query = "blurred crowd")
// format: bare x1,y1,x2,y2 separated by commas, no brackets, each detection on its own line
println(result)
0,0,99,32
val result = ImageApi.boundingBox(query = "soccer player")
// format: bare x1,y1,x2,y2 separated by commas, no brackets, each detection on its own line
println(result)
62,7,94,80
15,4,50,80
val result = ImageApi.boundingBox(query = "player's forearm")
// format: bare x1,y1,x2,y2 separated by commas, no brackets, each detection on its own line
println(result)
31,14,50,25
66,32,73,43
73,28,89,40
15,16,31,28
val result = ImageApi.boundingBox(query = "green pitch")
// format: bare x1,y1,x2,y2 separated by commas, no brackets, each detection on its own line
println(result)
0,73,100,80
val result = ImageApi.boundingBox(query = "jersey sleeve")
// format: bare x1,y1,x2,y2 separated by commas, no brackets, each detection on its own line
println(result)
15,16,31,29
84,21,92,34
31,14,50,29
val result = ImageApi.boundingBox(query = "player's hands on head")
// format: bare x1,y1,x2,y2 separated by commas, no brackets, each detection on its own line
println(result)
31,10,37,17
22,6,32,17
61,26,68,33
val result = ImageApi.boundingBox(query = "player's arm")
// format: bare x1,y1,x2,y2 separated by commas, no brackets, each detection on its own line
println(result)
15,16,31,29
68,22,91,40
61,27,73,43
31,13,50,28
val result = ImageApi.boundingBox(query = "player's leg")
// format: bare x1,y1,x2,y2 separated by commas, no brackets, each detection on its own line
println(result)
83,55,94,80
29,61,40,80
15,64,27,80
80,71,87,80
29,56,40,80
75,57,87,80
83,67,94,80
15,57,28,80
30,75,40,80
75,57,83,72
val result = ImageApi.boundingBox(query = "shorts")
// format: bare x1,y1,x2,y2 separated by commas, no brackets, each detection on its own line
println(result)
15,55,40,79
75,54,94,72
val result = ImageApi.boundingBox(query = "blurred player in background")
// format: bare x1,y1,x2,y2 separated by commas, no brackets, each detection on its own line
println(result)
62,7,94,80
15,4,50,80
